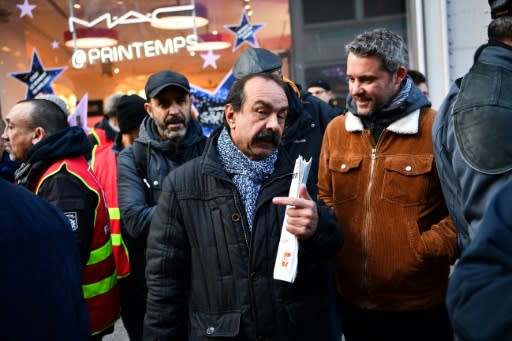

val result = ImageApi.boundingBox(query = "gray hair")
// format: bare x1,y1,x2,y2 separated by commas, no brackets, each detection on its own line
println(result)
345,28,409,74
104,93,123,119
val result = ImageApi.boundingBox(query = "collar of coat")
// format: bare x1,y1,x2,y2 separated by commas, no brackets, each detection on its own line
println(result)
345,109,420,134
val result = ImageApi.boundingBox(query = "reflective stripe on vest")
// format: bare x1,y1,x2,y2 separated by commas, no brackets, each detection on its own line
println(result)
91,145,131,278
89,128,109,146
36,157,120,335
87,238,113,266
83,270,118,299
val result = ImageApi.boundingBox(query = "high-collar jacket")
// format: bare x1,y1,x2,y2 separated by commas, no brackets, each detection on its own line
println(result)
143,129,342,340
318,107,458,311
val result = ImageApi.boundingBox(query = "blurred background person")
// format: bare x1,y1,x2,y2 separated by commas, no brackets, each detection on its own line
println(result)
91,94,148,341
407,69,429,97
307,79,340,108
89,92,123,147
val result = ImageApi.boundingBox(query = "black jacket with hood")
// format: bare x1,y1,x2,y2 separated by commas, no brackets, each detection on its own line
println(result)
117,116,207,299
15,126,96,265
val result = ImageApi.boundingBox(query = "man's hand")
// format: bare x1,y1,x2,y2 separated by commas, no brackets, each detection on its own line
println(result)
272,184,318,240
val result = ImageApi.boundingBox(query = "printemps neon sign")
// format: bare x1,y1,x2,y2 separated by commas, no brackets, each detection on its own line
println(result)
69,5,199,69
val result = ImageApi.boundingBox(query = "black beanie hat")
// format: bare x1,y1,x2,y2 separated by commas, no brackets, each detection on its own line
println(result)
489,0,512,18
117,94,147,133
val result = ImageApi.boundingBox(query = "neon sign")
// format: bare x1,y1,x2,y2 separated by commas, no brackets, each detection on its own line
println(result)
68,5,201,69
68,5,195,32
71,35,198,69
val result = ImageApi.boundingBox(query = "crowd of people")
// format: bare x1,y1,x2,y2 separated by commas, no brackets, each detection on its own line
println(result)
1,0,511,339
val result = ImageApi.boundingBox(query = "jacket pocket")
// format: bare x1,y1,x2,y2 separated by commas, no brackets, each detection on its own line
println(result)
328,156,363,203
190,311,241,338
381,155,433,206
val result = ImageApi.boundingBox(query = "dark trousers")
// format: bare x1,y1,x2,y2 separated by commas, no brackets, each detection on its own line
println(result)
119,275,146,341
340,297,453,341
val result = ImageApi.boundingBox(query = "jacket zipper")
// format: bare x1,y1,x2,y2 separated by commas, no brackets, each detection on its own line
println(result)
362,147,376,299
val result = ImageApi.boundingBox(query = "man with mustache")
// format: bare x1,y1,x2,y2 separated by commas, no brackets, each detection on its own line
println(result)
317,28,458,340
117,70,206,340
143,73,342,340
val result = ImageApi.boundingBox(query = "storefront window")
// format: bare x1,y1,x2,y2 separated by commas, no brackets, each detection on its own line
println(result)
0,0,291,134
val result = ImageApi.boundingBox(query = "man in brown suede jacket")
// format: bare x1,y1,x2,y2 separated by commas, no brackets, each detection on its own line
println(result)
318,28,459,340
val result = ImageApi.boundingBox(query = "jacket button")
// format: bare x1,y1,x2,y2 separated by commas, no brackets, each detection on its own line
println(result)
232,213,240,222
153,180,159,186
250,272,259,281
405,165,412,172
340,163,347,169
206,326,215,335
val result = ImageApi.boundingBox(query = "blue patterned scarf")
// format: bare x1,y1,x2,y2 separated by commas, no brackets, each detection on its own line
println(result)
216,127,277,230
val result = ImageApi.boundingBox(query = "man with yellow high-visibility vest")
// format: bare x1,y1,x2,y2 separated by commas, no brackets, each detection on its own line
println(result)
2,98,120,340
91,94,147,341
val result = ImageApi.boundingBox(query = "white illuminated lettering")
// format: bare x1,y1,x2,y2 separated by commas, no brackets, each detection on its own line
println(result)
71,35,198,69
117,45,133,61
173,36,186,52
186,34,198,47
131,42,144,58
155,39,173,55
143,40,156,58
69,5,195,32
100,47,115,63
88,49,101,63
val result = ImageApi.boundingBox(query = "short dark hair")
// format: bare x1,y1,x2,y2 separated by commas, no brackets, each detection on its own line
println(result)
488,16,512,41
19,99,69,135
407,69,426,85
224,73,287,129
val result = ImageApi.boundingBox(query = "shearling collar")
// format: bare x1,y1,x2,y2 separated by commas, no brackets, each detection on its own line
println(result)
345,109,420,134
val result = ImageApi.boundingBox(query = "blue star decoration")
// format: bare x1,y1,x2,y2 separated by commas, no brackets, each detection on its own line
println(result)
10,49,66,100
190,71,236,136
224,10,265,52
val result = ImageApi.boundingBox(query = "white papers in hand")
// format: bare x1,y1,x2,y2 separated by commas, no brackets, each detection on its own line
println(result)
273,155,311,283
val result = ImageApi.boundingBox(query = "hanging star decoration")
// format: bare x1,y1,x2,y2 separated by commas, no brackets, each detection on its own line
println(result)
200,50,221,69
224,10,265,52
51,40,60,49
10,49,66,100
190,71,237,136
17,0,37,18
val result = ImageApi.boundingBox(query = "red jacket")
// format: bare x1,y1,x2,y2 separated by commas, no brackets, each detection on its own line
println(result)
91,144,130,278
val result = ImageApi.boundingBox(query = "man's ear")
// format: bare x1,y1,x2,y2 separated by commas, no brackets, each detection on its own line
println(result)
395,66,408,85
144,102,153,118
224,103,236,129
32,127,46,145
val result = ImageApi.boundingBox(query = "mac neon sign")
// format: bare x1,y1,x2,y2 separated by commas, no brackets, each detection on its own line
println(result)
68,5,196,32
68,5,200,69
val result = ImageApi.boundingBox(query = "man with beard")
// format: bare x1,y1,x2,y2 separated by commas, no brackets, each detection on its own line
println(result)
317,28,458,340
117,70,206,340
2,99,120,340
143,72,342,340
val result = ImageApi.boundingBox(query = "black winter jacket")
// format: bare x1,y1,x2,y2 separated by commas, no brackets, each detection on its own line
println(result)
15,126,96,266
281,83,339,198
144,130,342,340
117,116,206,300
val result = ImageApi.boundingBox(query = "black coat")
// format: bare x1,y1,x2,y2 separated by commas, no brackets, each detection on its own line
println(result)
117,116,206,312
144,130,342,340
